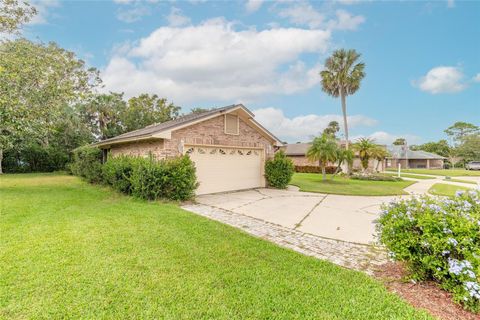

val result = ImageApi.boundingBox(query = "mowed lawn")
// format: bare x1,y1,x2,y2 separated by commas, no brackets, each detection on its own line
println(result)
290,173,416,196
0,174,432,319
428,183,472,197
387,168,480,177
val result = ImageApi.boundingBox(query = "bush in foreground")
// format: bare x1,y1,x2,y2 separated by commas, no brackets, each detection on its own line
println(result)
70,146,103,183
102,156,139,194
130,156,197,201
377,190,480,312
265,151,294,189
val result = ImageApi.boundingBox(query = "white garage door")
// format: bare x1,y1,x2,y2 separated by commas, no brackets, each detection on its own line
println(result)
186,145,265,195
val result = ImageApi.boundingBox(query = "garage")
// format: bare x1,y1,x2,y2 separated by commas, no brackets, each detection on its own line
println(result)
186,145,265,195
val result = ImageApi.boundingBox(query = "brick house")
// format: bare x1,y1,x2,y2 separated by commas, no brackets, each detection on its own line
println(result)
385,145,445,169
94,104,283,195
284,142,385,172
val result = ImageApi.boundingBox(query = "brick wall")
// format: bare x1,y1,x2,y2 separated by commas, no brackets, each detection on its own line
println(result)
109,114,275,159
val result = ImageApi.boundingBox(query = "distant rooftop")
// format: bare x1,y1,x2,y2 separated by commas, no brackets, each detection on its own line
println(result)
387,145,445,160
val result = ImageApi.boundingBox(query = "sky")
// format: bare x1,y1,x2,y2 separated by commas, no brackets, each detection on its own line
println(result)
23,0,480,144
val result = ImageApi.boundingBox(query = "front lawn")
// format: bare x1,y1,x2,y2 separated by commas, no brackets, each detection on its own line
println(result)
290,173,416,196
428,183,472,197
0,173,431,319
387,168,480,177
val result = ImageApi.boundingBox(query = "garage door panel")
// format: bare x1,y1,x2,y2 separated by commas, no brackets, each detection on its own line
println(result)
186,146,264,195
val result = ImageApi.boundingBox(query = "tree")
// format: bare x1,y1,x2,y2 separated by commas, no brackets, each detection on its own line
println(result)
320,49,366,156
0,0,36,34
323,120,340,138
370,145,389,172
410,140,450,158
352,138,377,172
331,147,353,179
306,134,339,181
444,122,479,145
457,134,480,161
0,38,100,173
392,138,406,146
123,94,180,132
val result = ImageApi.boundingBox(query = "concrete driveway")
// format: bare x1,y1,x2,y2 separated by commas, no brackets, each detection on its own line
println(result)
195,188,400,245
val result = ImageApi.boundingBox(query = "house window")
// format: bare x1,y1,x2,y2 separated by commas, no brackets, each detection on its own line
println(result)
225,114,239,135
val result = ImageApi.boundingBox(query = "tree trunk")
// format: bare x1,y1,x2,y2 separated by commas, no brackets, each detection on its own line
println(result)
321,165,326,181
0,148,3,174
340,89,350,174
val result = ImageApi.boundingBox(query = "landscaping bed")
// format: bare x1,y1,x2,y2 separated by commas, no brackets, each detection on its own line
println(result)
290,173,416,196
0,173,431,319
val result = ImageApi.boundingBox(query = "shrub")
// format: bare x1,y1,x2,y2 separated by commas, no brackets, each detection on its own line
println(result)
130,156,197,201
102,156,139,194
265,151,294,189
377,190,480,312
295,165,338,174
70,146,103,183
350,174,402,181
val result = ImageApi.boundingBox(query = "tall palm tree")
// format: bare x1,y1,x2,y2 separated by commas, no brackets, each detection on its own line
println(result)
353,138,378,172
307,134,339,181
320,49,366,152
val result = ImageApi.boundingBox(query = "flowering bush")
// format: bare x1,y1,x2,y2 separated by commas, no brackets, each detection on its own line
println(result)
377,189,480,312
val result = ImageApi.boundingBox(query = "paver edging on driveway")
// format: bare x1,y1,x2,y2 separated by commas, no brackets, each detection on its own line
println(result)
182,203,387,275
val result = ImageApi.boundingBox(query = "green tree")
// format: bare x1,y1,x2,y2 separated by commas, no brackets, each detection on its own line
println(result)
0,38,99,173
306,134,339,181
320,49,366,154
323,120,340,138
353,138,377,172
370,145,389,172
457,134,480,161
331,147,353,179
444,121,479,145
410,140,450,158
0,0,36,34
79,93,126,140
123,94,180,132
392,138,406,146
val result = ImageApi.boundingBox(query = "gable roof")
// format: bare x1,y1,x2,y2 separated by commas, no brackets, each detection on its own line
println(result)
93,104,283,147
387,145,446,160
285,143,311,156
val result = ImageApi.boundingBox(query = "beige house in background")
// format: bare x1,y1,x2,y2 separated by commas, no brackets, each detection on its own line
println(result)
284,142,385,172
385,145,445,169
94,104,283,195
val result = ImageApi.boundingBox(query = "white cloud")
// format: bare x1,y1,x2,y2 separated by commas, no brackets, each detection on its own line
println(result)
328,10,365,30
278,2,324,29
166,7,191,27
414,66,467,94
473,73,480,82
102,19,330,103
28,0,60,25
117,5,150,23
253,107,377,142
351,131,421,145
278,3,364,31
245,0,264,13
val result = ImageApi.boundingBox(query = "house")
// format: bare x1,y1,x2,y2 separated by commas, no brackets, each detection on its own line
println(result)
94,104,283,195
284,142,385,172
385,145,445,169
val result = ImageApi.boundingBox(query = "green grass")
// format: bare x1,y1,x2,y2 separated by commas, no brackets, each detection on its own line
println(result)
383,172,436,180
290,173,416,196
387,168,480,177
444,178,477,185
428,183,472,197
0,173,432,319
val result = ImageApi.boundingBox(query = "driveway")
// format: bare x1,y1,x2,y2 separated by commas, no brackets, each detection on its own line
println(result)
195,188,399,245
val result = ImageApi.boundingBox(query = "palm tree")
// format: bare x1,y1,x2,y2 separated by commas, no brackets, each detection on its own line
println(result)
353,138,377,172
331,147,354,179
307,134,339,181
370,146,389,172
319,49,366,153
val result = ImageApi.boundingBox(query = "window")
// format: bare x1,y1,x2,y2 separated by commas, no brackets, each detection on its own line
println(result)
225,114,239,135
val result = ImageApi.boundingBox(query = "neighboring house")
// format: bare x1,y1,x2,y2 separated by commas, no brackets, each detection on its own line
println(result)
385,145,445,169
284,142,385,172
94,104,283,195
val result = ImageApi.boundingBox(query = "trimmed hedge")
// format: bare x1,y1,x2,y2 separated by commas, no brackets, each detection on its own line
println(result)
377,190,480,312
294,165,338,174
70,146,103,183
265,151,294,189
102,155,138,194
130,156,197,201
350,174,402,181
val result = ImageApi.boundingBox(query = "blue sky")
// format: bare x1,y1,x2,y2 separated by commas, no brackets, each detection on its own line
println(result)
25,0,480,144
